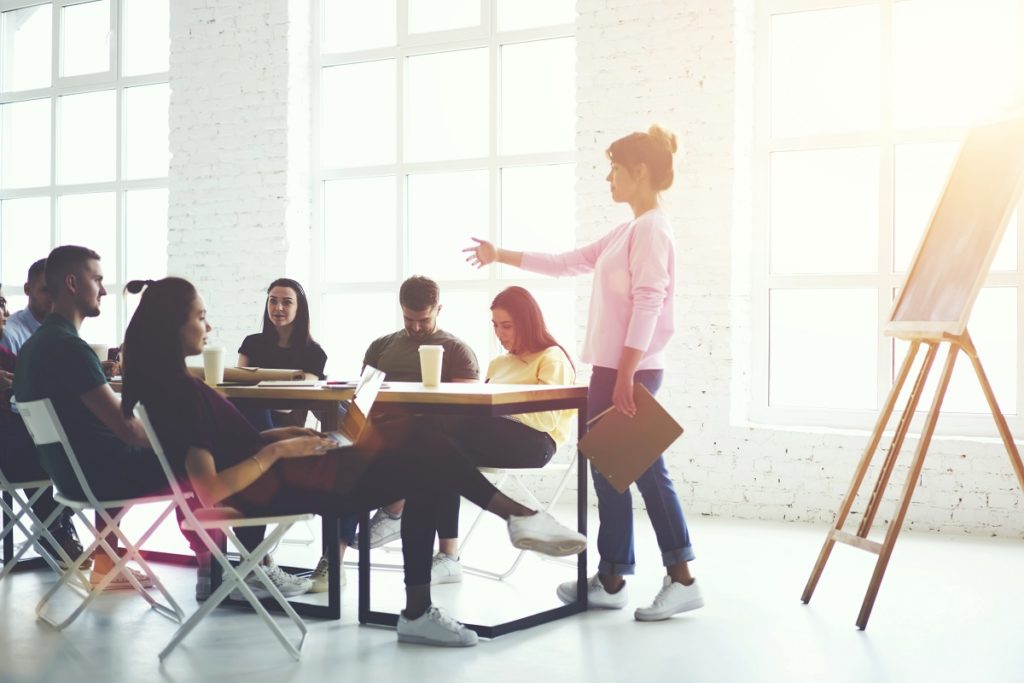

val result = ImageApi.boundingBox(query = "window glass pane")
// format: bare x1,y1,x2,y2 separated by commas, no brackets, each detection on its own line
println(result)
321,60,396,168
78,302,118,346
323,177,396,282
322,0,395,52
895,287,1017,413
1,99,51,189
438,289,492,370
1,197,50,285
61,0,111,77
894,0,1024,129
407,170,488,281
405,48,488,162
500,164,575,279
894,142,1016,272
769,289,877,409
58,192,116,266
319,291,395,379
497,0,575,31
125,83,170,179
408,0,479,34
58,90,116,184
770,148,878,274
770,6,879,137
1,4,52,92
122,0,169,76
125,188,168,281
500,38,575,155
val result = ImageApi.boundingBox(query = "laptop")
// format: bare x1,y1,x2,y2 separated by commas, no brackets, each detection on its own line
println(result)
326,365,387,448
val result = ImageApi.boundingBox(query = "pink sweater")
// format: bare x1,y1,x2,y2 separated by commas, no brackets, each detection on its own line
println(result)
521,207,675,371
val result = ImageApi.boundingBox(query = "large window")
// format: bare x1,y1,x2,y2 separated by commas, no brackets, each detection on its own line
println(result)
0,0,169,346
314,0,577,378
754,0,1024,435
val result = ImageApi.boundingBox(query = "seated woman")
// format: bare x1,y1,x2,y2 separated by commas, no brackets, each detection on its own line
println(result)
235,278,327,430
120,277,585,647
316,286,576,588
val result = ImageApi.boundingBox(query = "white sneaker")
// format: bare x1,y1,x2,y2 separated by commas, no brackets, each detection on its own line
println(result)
231,555,313,600
507,511,586,557
308,555,347,594
556,573,628,609
634,576,704,621
430,552,463,585
353,509,402,549
89,565,154,591
397,605,478,647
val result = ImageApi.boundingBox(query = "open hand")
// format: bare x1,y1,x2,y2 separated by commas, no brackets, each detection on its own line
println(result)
263,426,325,442
276,436,336,459
462,237,497,268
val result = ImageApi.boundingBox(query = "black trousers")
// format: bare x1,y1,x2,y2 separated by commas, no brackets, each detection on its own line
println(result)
0,417,73,533
230,415,498,585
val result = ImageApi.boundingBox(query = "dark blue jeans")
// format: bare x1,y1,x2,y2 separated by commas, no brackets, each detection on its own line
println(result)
589,366,694,575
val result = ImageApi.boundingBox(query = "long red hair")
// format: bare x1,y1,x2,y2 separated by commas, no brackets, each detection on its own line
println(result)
491,286,574,371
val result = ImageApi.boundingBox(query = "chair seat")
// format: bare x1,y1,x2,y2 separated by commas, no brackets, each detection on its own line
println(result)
54,491,179,510
181,507,313,531
0,479,52,491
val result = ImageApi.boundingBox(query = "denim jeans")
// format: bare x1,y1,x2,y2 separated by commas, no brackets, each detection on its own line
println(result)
589,366,694,575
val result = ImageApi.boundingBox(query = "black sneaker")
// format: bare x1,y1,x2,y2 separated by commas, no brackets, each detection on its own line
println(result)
38,525,91,571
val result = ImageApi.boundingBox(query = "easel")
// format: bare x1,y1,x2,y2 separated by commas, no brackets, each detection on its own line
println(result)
801,114,1024,629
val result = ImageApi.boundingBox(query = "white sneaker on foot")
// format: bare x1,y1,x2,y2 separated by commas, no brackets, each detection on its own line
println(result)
397,605,478,647
353,509,402,549
231,555,312,600
430,552,463,585
634,576,704,621
308,555,346,594
556,573,628,609
89,565,154,591
507,511,586,557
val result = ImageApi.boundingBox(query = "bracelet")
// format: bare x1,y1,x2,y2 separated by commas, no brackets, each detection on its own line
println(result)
251,456,265,474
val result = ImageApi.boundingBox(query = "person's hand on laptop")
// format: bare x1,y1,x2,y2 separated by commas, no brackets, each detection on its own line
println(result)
261,426,326,442
273,435,335,459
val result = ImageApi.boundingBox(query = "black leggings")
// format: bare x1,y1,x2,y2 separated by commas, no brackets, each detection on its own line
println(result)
435,416,556,541
229,415,498,585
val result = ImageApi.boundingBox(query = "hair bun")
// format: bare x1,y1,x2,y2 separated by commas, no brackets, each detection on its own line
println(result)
647,124,678,155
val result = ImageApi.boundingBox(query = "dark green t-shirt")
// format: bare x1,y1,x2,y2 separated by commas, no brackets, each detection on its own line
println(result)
12,314,137,499
362,328,479,382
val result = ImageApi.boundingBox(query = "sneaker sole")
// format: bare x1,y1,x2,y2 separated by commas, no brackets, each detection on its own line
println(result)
430,574,463,585
511,536,586,557
90,578,154,591
634,598,705,621
397,633,478,647
556,584,627,609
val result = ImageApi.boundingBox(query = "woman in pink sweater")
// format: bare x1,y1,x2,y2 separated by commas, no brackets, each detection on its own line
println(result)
463,125,702,621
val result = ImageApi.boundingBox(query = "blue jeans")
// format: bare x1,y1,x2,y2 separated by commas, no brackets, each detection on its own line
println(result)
589,366,694,575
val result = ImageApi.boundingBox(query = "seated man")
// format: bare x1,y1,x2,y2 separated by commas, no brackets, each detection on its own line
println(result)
310,275,479,592
1,258,50,354
12,247,310,598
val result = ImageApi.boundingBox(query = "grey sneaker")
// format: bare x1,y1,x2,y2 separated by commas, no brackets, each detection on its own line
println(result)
308,555,346,594
397,605,478,647
231,555,312,600
634,576,704,621
507,511,586,557
430,552,463,585
556,573,628,609
353,508,402,549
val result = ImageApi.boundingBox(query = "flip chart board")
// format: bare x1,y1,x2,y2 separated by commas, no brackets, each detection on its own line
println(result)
887,116,1024,338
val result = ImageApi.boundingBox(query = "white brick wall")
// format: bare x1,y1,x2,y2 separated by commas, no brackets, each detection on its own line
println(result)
165,0,1024,539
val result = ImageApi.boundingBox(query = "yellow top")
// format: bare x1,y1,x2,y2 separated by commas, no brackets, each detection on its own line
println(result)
486,346,576,445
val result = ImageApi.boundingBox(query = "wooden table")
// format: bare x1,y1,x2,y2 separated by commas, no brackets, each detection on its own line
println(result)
218,381,590,636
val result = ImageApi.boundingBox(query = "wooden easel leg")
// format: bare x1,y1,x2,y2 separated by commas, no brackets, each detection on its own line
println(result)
857,342,940,537
960,331,1024,493
801,341,922,604
856,343,960,630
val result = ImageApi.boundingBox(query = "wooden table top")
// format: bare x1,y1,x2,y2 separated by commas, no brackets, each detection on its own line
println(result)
217,381,587,406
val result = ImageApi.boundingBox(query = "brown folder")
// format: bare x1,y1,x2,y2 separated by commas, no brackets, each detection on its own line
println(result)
579,384,684,494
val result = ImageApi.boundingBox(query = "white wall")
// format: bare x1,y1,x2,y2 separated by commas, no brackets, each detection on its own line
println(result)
167,0,1024,538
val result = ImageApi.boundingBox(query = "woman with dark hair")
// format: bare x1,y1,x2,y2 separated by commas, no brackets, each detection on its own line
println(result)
464,124,704,621
120,277,587,647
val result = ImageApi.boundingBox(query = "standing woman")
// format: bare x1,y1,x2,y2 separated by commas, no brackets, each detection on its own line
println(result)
237,278,327,429
463,124,703,621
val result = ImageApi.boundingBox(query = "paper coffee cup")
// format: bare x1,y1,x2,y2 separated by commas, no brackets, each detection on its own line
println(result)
88,343,109,363
418,345,444,388
202,346,226,386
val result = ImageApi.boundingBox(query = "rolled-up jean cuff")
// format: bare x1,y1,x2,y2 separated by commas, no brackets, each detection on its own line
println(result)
662,546,695,566
598,559,636,576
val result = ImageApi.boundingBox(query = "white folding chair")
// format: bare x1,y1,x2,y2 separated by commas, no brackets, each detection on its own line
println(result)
459,449,578,580
16,399,185,630
0,467,88,591
135,404,310,661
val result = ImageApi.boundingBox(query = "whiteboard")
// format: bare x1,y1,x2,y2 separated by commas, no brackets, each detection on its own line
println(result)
887,115,1024,338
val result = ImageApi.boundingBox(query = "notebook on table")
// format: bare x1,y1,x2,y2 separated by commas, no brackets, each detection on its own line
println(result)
578,384,684,494
325,365,386,448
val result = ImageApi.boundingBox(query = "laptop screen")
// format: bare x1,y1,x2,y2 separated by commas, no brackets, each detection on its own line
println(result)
352,365,386,419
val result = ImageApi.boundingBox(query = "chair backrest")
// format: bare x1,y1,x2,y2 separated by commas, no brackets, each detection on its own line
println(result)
15,398,101,506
